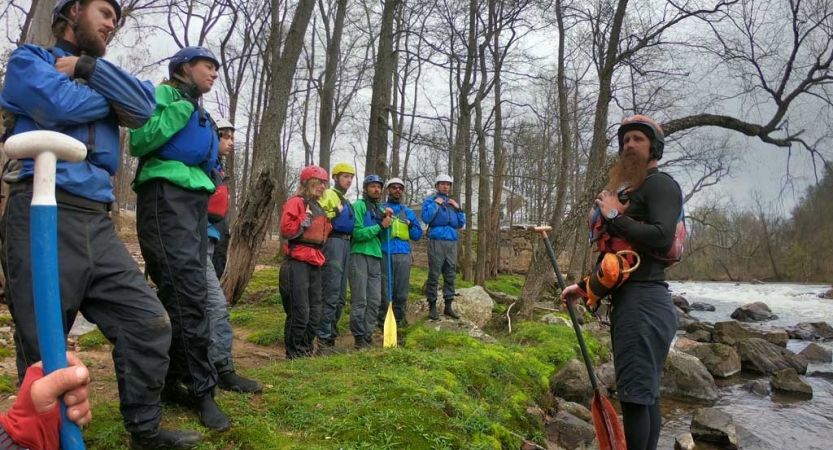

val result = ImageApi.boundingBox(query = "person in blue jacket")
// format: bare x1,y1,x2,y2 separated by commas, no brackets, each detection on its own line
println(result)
0,0,202,448
378,178,422,328
420,174,465,320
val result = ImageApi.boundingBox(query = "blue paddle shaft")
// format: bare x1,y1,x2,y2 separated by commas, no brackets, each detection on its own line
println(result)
31,205,86,450
386,227,393,301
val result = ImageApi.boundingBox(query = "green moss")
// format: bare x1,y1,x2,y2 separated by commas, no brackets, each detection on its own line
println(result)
78,328,109,350
485,275,525,297
230,306,286,346
0,374,15,394
0,315,14,327
0,347,13,359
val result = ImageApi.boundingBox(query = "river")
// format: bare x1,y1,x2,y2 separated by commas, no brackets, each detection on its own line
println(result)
657,281,833,449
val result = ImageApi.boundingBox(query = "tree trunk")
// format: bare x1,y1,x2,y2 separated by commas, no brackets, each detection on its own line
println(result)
222,0,316,305
317,0,347,172
364,0,400,177
23,0,56,46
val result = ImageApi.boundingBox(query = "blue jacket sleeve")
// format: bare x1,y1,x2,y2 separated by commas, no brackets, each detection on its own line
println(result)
0,45,110,128
86,58,155,128
407,208,423,241
421,195,438,224
456,209,466,229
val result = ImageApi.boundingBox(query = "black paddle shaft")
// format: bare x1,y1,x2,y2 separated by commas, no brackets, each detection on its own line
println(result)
538,230,600,391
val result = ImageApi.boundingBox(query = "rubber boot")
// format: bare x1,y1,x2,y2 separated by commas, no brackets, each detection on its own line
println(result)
197,395,231,432
129,428,203,450
218,371,263,393
428,302,439,320
443,299,460,319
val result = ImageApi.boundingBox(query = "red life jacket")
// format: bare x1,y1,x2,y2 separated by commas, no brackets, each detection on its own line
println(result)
207,167,229,223
289,197,332,250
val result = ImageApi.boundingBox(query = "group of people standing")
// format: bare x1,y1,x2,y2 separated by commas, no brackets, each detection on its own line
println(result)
279,166,466,356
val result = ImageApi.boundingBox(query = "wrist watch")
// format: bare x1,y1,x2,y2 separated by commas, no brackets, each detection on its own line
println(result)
606,209,619,220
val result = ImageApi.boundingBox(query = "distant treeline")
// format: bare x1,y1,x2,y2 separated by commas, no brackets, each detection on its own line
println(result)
672,168,833,283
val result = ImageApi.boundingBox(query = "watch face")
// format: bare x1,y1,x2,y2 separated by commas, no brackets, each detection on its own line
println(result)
607,209,618,219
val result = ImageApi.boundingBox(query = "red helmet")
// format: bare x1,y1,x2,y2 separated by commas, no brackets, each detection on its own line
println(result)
300,165,328,183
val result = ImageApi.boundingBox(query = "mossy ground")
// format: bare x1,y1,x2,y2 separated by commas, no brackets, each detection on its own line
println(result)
74,267,599,449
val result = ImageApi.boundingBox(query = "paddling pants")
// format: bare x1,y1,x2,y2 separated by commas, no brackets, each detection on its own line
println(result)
136,179,218,399
1,184,172,435
621,400,662,450
349,253,381,341
316,236,350,342
279,257,323,359
379,253,411,324
426,239,457,303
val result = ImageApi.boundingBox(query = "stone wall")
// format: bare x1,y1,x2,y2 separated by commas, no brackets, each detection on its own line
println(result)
410,229,535,274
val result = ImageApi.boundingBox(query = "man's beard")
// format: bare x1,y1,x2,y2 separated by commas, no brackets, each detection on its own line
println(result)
75,16,107,57
607,149,649,192
387,192,401,203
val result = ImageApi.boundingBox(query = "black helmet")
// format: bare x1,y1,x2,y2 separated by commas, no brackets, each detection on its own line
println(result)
617,115,665,161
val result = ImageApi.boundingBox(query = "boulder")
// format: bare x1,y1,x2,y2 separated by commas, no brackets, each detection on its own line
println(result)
596,361,617,393
690,408,738,449
676,307,699,331
674,433,695,450
712,321,787,348
540,314,572,328
730,301,778,322
819,288,833,299
545,411,597,450
452,286,495,327
550,359,607,405
690,302,716,312
660,349,719,403
685,321,714,334
770,368,813,397
807,370,833,381
429,316,497,344
687,343,742,378
673,295,691,313
674,337,703,353
736,338,808,375
786,322,833,340
555,398,592,423
798,343,832,363
743,379,771,396
683,330,713,343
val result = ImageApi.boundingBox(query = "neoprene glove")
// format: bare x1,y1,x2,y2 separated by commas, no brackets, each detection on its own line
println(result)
0,366,62,450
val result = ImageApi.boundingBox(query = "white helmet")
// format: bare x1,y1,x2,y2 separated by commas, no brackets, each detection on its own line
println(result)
216,118,235,131
435,174,453,185
385,177,405,190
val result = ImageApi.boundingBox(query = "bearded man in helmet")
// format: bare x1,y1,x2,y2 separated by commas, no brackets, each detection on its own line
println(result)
561,115,681,450
130,46,231,433
420,174,466,320
0,0,204,448
315,163,356,351
349,175,392,349
377,178,422,328
279,166,333,359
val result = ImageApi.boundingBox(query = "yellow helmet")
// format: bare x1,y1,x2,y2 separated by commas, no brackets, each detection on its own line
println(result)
332,163,356,177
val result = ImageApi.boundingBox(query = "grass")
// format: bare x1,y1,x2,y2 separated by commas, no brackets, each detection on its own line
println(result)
79,329,109,350
83,265,600,449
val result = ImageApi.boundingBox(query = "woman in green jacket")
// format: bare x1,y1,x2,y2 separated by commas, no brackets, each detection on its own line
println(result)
128,46,229,432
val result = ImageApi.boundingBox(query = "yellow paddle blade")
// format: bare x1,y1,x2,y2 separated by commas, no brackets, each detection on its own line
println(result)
383,303,397,348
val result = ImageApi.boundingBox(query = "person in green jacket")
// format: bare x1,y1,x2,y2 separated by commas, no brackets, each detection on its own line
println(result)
128,46,229,433
349,175,391,349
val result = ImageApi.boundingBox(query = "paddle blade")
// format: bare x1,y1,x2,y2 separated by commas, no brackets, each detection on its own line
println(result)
591,391,627,450
383,303,397,348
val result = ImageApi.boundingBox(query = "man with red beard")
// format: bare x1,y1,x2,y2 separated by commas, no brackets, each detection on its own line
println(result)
0,0,203,448
561,115,681,450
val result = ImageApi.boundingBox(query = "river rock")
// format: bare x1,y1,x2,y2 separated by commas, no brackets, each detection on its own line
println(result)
550,359,607,405
684,330,713,343
674,337,703,352
743,379,771,396
807,370,833,381
673,295,690,313
818,288,833,299
750,279,764,285
687,343,742,378
786,322,833,340
545,410,597,450
736,338,808,375
596,361,617,393
685,321,714,334
730,301,778,322
660,349,719,403
770,368,813,397
676,307,698,330
429,316,497,344
674,433,695,450
713,321,787,348
452,286,495,327
690,408,738,449
555,397,592,422
540,314,572,327
799,343,832,363
690,302,716,312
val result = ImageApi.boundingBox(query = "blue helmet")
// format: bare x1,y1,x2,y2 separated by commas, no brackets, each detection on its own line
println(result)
168,46,220,78
363,174,383,187
53,0,122,25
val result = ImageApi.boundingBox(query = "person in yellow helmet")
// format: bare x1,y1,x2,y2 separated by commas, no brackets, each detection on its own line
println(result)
315,163,356,352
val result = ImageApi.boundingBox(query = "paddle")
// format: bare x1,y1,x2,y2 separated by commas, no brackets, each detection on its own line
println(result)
533,226,626,450
383,225,397,347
